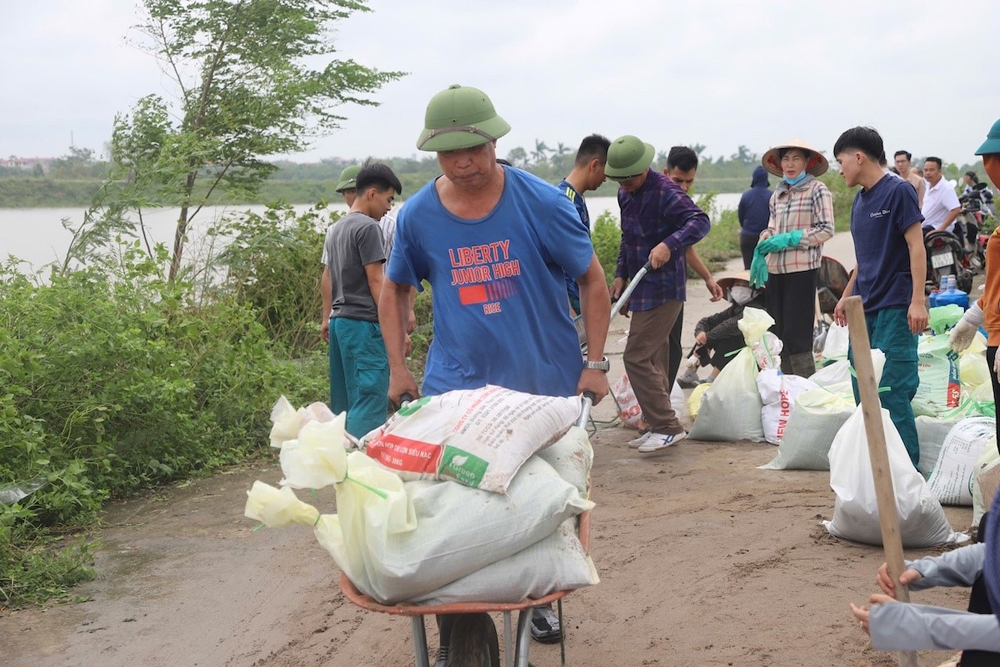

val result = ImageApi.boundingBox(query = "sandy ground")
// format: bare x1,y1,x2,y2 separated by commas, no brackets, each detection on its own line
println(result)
1,231,983,667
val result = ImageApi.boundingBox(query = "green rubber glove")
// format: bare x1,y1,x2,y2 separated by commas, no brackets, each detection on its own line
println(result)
749,247,770,289
756,230,804,255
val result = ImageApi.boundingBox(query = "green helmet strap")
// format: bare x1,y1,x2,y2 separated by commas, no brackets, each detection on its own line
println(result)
417,125,497,151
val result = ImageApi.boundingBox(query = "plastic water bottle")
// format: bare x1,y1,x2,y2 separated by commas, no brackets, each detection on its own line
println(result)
936,275,969,309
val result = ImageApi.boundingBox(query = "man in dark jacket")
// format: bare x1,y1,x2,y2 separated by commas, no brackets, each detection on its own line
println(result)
738,166,772,269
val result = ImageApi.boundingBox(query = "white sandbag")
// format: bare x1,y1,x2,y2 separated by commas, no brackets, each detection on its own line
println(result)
824,406,964,548
689,308,775,443
822,323,849,359
757,370,820,445
363,385,580,494
411,518,599,605
611,372,644,429
535,426,593,499
810,359,851,388
972,437,1000,527
752,331,783,371
916,416,962,476
322,454,593,604
927,417,996,506
912,334,961,417
759,388,854,470
689,348,764,442
671,381,690,424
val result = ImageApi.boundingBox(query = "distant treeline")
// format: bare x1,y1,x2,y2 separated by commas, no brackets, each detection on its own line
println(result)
1,142,987,208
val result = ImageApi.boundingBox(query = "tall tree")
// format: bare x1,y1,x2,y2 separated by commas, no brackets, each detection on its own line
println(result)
108,0,403,281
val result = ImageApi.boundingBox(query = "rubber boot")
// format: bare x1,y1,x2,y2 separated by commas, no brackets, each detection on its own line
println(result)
789,352,815,378
779,354,792,375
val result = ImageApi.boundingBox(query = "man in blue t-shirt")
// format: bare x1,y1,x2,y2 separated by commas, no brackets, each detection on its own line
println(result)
832,126,928,466
380,87,612,653
556,134,610,314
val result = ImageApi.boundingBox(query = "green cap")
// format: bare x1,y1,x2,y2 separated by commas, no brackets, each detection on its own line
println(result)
604,135,655,180
975,118,1000,156
335,165,361,193
417,84,511,152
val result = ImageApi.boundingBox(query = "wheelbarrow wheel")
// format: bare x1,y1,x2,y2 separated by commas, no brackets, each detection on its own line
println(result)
448,613,500,667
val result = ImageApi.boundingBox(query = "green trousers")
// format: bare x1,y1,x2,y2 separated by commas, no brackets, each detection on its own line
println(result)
329,317,389,439
849,307,920,467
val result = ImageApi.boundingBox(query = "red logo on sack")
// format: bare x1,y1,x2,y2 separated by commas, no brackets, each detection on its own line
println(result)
366,433,442,475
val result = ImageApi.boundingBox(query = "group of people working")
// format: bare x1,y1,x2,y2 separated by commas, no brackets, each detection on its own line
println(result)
319,82,1000,661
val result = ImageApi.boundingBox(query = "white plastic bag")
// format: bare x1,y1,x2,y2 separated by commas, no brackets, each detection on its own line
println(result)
822,323,850,359
611,372,644,429
671,381,690,424
824,406,964,548
363,385,580,494
809,359,852,388
927,417,997,506
757,370,820,445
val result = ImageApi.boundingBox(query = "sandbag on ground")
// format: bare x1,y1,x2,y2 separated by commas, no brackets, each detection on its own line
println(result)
824,406,965,548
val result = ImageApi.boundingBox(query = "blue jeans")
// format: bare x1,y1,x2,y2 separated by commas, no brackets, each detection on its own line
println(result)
849,307,920,467
329,317,389,439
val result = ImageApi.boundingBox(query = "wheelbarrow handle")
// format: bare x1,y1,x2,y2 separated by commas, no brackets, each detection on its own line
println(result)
576,392,595,428
611,261,653,318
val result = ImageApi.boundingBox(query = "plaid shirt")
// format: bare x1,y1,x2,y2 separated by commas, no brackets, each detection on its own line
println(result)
615,170,711,310
765,176,835,273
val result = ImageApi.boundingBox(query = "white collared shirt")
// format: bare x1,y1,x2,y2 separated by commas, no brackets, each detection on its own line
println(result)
921,178,961,231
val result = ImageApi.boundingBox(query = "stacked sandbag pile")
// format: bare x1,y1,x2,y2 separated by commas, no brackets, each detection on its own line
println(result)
246,390,599,606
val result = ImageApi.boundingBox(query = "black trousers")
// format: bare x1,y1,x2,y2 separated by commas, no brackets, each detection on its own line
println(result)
739,234,757,270
668,305,683,388
765,270,817,358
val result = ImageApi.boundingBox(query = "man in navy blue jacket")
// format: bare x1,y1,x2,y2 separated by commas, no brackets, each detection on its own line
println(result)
738,166,772,269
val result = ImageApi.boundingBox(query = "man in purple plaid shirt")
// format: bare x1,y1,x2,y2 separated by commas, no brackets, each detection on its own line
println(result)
608,135,711,454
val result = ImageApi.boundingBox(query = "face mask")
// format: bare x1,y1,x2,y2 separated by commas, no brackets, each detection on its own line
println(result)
729,285,755,305
784,171,807,186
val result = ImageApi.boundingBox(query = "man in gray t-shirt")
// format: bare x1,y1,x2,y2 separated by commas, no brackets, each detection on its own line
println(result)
322,162,402,438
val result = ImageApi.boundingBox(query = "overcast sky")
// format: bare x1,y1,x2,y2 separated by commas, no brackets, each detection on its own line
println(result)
3,0,999,167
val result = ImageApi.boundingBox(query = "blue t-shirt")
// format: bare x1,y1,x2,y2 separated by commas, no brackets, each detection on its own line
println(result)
851,174,924,313
556,179,592,304
388,166,594,397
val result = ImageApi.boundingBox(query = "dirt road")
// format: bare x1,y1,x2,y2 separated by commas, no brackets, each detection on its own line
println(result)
2,231,979,667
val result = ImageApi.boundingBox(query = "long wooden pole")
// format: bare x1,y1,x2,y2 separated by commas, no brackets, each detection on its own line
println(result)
844,296,917,667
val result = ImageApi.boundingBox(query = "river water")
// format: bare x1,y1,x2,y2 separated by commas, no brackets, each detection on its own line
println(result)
1,192,741,272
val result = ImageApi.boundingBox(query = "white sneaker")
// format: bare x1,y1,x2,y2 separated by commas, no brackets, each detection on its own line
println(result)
628,431,653,449
637,431,687,453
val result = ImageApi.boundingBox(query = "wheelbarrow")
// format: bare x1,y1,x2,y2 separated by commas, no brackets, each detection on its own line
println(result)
339,395,596,667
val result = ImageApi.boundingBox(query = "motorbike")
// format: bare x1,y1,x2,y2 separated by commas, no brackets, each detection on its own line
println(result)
924,229,973,294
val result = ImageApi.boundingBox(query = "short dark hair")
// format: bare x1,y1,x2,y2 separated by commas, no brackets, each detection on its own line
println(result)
574,134,611,167
666,146,698,172
924,156,943,169
965,171,979,183
894,150,912,161
833,126,884,162
356,160,402,196
778,146,813,161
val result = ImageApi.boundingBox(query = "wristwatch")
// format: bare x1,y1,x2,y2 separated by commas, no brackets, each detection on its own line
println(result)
583,356,610,372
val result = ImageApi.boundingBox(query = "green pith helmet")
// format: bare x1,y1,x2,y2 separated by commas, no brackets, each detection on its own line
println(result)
976,118,1000,155
335,165,361,192
417,84,511,152
604,135,655,180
